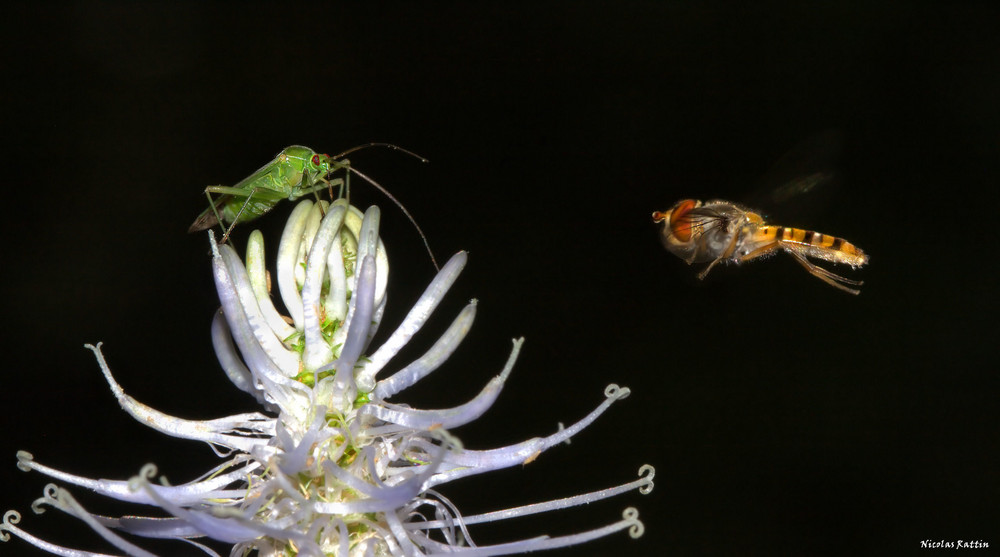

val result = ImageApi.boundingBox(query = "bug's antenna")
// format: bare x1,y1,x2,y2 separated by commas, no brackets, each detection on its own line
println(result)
344,165,440,271
334,142,429,164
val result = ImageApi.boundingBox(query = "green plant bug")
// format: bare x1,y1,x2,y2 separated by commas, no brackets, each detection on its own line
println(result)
189,145,339,240
190,143,440,269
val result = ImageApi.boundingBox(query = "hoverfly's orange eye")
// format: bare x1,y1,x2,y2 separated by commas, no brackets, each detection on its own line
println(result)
669,199,698,242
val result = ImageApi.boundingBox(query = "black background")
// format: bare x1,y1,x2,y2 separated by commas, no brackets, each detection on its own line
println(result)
3,3,999,556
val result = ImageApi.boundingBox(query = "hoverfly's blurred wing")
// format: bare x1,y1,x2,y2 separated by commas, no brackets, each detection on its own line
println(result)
745,129,844,223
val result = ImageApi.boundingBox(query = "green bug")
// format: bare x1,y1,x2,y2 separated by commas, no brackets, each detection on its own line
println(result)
189,145,341,242
190,143,440,269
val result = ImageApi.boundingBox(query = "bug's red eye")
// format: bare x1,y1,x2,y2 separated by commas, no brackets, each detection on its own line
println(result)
311,155,321,165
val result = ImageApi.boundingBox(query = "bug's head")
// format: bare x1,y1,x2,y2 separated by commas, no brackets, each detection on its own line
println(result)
310,152,335,175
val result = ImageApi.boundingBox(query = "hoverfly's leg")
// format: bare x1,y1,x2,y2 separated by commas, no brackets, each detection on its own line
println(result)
734,241,782,264
699,240,782,279
221,187,261,244
786,249,863,295
696,257,725,280
696,225,745,280
717,229,743,260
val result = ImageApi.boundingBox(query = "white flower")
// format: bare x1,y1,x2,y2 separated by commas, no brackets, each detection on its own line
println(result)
1,198,653,556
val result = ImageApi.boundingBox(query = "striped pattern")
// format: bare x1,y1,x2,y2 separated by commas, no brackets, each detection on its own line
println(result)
757,225,866,263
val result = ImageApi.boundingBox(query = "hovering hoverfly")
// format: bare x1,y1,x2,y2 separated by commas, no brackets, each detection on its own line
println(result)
652,199,868,294
651,132,868,294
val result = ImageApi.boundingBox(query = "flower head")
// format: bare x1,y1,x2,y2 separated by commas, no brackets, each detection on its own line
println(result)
2,197,653,556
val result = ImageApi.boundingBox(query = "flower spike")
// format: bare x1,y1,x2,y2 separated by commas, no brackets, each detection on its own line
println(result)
4,192,652,555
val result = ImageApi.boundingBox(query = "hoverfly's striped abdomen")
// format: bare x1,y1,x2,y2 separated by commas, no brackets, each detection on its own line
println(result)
756,225,868,268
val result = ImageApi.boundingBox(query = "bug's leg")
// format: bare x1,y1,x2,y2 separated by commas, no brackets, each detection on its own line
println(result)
319,175,332,201
221,187,259,244
298,168,328,217
316,160,350,209
301,178,344,203
187,187,227,233
205,185,257,195
338,176,346,200
342,164,350,202
322,167,336,202
205,191,225,235
786,249,863,295
332,159,352,205
196,184,258,235
328,177,345,201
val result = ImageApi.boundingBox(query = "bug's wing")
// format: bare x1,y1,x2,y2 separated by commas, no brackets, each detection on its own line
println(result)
188,194,230,233
745,129,844,222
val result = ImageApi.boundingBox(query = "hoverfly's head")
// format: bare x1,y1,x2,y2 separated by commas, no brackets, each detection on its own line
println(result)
652,199,701,240
652,199,703,262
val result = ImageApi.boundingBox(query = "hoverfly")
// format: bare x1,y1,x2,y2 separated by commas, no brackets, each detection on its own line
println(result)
652,200,868,294
651,133,868,294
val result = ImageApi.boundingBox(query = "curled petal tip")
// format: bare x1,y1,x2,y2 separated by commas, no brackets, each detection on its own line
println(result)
623,507,644,538
15,452,33,473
